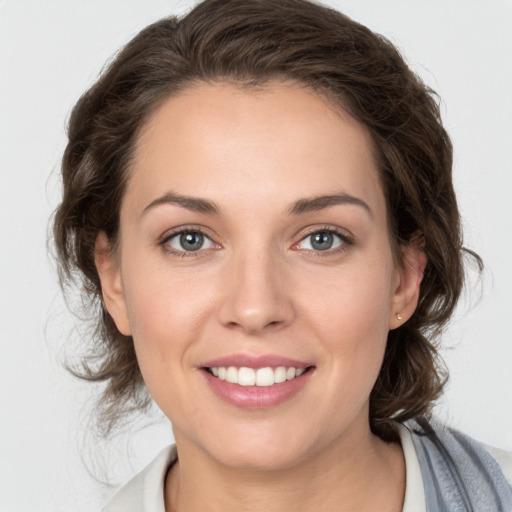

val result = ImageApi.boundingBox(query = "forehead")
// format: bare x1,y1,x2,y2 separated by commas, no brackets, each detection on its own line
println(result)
126,81,385,219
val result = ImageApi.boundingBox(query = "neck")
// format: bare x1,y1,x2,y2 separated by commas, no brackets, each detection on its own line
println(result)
165,422,405,512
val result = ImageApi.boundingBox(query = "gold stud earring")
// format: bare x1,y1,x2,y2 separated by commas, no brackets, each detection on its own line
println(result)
396,313,403,321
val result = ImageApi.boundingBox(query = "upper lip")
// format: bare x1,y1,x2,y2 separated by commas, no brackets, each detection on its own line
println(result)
200,354,312,369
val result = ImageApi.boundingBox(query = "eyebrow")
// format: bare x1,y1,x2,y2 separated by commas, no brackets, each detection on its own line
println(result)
142,191,372,218
288,193,373,218
142,191,220,217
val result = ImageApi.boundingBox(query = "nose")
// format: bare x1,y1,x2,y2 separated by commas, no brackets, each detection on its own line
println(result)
218,249,295,334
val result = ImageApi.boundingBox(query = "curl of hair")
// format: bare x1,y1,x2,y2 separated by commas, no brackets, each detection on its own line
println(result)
53,0,481,439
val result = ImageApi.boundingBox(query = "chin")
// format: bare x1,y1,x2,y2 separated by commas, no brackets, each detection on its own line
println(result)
213,444,309,472
195,423,327,472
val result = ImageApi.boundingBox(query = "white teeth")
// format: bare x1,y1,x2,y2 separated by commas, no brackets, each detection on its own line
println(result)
226,366,238,384
208,365,307,386
274,366,287,383
256,367,274,387
238,367,256,386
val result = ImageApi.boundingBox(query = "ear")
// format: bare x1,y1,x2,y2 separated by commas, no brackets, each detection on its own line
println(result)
389,233,427,330
94,232,132,336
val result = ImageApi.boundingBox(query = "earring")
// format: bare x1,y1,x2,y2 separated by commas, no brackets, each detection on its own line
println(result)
396,313,402,321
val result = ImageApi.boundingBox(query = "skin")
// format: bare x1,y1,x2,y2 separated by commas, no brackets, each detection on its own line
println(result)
95,82,426,511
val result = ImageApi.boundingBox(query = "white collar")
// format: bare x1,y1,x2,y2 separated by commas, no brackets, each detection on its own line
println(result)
397,422,426,512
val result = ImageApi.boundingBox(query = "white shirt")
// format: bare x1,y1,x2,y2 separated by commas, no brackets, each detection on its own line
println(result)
103,423,512,512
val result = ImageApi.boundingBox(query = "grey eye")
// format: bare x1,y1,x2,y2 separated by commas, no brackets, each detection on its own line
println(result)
168,231,215,252
180,232,204,251
310,232,334,250
298,230,343,251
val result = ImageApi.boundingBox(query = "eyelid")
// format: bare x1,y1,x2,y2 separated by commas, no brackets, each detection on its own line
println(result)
292,225,354,253
158,225,221,255
157,224,353,257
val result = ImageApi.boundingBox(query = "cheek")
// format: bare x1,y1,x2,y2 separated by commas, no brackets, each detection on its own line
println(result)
121,270,216,417
121,259,214,371
298,256,395,382
301,257,395,337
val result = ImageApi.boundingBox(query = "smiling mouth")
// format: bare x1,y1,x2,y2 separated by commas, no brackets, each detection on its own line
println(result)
204,366,312,387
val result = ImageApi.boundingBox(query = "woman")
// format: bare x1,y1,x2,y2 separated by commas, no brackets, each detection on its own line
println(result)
53,0,512,510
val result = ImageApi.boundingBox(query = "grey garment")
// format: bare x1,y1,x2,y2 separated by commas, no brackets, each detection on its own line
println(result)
408,418,512,512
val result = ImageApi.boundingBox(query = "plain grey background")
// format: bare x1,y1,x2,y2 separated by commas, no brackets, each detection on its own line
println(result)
1,0,511,510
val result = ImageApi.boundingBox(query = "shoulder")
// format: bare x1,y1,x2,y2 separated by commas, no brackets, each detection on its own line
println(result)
406,418,512,482
402,418,512,510
102,445,177,512
484,443,512,487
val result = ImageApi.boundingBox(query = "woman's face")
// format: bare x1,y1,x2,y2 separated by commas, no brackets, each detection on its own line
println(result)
97,82,423,470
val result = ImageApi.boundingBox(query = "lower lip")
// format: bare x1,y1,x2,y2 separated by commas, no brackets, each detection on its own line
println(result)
202,369,313,409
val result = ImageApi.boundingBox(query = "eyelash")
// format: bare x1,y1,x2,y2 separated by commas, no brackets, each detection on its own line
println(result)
294,226,354,257
159,226,218,258
158,225,354,258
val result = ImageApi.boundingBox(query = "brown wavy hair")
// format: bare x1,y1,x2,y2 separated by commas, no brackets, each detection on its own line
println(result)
53,0,479,439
